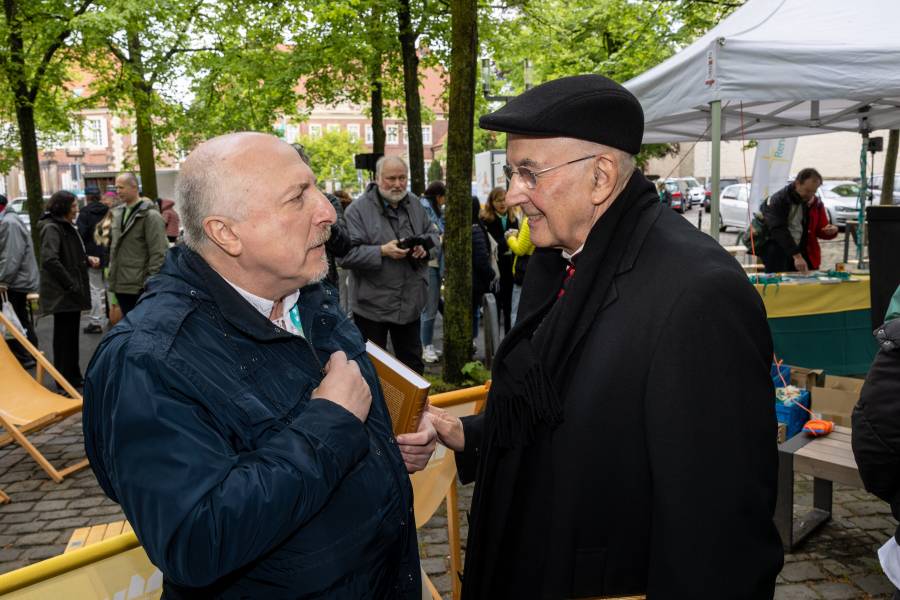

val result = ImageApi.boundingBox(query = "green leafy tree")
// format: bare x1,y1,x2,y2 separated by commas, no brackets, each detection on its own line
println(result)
175,2,305,146
81,0,220,199
0,0,94,254
298,130,364,192
479,0,743,160
427,157,443,182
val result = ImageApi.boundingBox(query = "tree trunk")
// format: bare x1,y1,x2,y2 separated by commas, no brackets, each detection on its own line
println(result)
442,0,477,384
15,102,45,261
398,0,425,196
882,129,898,206
5,0,45,258
369,61,386,156
127,30,158,199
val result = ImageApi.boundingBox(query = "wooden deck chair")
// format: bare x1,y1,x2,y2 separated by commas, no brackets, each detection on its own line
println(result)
0,311,89,483
412,382,490,600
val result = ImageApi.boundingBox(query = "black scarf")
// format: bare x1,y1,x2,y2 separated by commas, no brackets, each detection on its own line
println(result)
461,171,660,598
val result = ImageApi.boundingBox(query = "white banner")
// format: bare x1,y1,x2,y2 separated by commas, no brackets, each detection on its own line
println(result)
748,138,797,214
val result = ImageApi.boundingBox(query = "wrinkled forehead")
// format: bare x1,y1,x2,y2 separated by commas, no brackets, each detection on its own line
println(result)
507,134,585,164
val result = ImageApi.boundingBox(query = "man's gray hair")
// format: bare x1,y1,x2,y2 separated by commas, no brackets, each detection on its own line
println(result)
375,155,408,179
176,155,223,251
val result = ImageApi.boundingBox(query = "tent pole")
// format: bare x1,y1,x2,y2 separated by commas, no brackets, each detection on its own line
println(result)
709,100,722,241
858,134,868,268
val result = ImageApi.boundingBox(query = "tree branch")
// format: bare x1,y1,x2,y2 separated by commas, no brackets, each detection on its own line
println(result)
27,0,95,102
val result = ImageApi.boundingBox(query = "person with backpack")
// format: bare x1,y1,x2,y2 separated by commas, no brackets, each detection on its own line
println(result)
758,168,823,273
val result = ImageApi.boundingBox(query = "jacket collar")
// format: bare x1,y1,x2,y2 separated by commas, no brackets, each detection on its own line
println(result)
152,246,296,342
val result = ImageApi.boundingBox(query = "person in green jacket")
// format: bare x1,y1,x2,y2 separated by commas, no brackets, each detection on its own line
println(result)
107,172,168,316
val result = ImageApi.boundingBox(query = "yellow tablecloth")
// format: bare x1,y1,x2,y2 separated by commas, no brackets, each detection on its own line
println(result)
755,276,870,319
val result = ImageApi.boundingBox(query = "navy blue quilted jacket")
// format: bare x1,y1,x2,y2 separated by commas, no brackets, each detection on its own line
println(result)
83,246,420,599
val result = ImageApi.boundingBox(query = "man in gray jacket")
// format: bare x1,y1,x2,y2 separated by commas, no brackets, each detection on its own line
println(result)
340,156,440,374
0,194,40,367
108,172,168,316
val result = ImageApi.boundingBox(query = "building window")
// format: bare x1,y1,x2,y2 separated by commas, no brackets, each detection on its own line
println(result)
326,123,340,134
83,118,107,148
386,124,399,145
348,124,360,141
308,123,322,139
422,126,432,146
285,124,300,142
365,125,373,145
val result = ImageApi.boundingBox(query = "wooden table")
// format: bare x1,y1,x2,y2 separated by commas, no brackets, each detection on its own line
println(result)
775,425,863,550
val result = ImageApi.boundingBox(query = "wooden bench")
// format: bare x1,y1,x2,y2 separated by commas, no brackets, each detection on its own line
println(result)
775,425,863,550
65,520,132,553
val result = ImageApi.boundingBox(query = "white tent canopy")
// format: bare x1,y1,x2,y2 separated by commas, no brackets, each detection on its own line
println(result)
625,0,900,144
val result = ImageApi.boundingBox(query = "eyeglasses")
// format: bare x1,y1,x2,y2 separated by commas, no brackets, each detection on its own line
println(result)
503,155,596,190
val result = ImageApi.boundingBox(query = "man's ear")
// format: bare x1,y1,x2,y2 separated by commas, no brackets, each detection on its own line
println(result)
202,216,243,257
590,153,618,207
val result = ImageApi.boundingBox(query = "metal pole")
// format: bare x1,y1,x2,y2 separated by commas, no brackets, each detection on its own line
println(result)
709,100,722,241
858,134,868,268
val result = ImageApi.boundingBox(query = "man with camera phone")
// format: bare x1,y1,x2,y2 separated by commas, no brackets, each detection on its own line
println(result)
340,155,440,374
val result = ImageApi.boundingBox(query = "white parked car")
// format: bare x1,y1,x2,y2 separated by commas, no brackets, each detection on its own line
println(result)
818,180,862,228
718,183,751,232
10,197,31,233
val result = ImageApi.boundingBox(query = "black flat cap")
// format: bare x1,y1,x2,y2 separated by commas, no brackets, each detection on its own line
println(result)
479,74,644,155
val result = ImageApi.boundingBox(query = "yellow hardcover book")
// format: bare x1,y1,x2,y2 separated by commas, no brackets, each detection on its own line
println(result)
366,341,430,435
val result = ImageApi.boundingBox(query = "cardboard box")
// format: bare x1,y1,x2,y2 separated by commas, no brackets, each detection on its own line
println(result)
811,375,865,426
786,365,825,390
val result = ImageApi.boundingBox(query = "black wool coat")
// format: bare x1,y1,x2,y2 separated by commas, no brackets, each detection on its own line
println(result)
38,214,91,315
456,171,784,599
852,316,900,541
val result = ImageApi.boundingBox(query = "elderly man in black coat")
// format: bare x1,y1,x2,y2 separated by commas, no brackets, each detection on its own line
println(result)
427,75,784,599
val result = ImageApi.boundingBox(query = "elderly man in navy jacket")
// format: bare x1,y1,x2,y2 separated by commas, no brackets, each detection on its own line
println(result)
83,132,436,598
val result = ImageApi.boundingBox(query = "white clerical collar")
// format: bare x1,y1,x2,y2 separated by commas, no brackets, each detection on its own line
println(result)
561,244,584,264
223,278,302,337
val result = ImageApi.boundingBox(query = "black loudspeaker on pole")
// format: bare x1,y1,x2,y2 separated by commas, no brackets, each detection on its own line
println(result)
867,205,900,331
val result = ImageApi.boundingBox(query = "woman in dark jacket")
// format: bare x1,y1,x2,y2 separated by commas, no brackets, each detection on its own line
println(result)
472,197,495,341
480,187,518,333
39,191,92,390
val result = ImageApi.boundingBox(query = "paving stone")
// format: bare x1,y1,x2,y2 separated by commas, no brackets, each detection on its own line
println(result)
853,573,895,596
0,548,23,562
8,492,46,503
0,560,28,572
23,545,64,561
780,561,827,583
425,543,450,557
809,582,861,600
421,557,446,575
17,531,60,545
41,517,93,531
0,502,35,514
81,505,125,518
66,497,104,509
39,509,80,521
39,479,73,491
30,500,69,513
850,516,895,531
41,489,84,501
4,521,46,535
844,501,889,516
819,558,861,577
1,512,37,525
774,584,823,599
4,480,42,493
